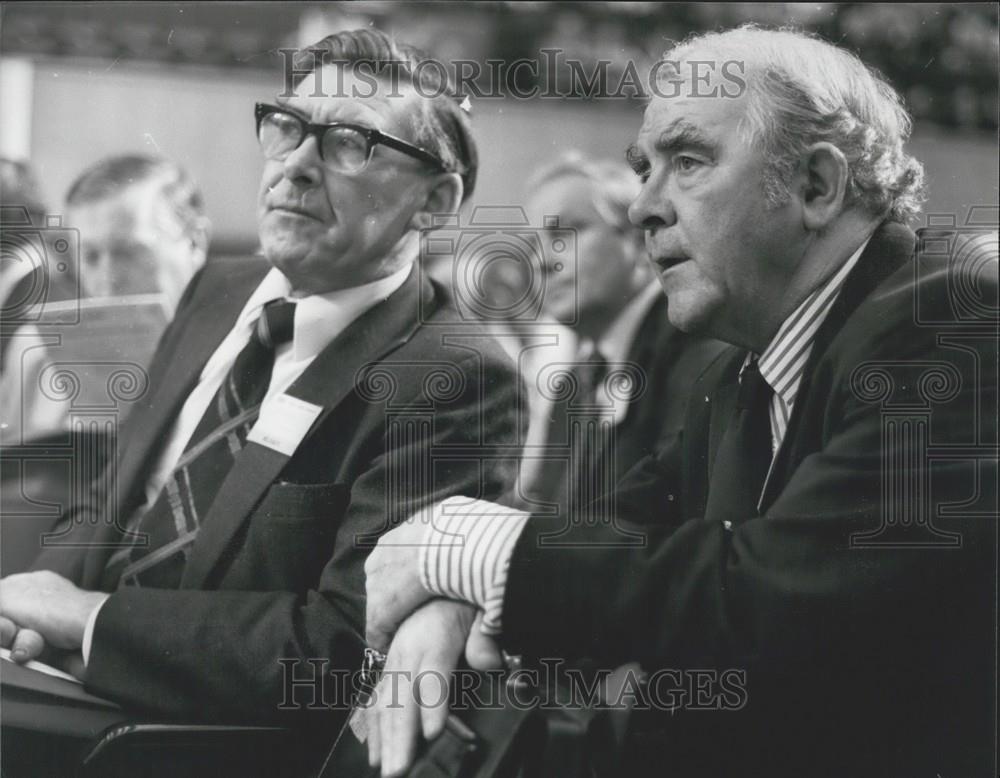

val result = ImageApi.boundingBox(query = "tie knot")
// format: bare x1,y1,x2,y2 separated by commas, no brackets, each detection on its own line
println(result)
737,358,773,410
574,344,609,394
255,300,296,349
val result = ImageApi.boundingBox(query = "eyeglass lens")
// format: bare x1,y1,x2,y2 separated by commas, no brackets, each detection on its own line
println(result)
258,111,370,172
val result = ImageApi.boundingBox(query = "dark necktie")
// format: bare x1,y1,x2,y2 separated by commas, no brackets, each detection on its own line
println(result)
522,347,611,514
103,299,296,589
567,348,612,513
703,357,775,522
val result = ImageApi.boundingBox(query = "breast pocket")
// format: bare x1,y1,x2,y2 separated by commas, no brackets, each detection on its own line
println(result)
236,481,352,591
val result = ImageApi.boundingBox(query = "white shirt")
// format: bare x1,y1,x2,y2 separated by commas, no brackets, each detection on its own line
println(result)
584,281,663,426
83,262,412,663
752,237,869,455
137,263,412,514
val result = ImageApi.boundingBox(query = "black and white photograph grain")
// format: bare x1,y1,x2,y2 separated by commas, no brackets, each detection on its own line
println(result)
1,3,997,776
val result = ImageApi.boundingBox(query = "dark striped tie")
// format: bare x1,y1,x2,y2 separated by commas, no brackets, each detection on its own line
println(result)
103,299,296,590
522,347,611,517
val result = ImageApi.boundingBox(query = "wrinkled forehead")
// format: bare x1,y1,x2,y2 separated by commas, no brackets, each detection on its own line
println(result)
280,63,424,136
636,80,749,153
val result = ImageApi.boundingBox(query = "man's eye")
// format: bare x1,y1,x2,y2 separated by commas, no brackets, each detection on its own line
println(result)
675,156,702,172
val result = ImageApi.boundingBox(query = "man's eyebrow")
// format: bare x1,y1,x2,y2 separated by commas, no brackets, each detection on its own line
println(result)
655,120,716,155
625,142,648,171
272,96,308,119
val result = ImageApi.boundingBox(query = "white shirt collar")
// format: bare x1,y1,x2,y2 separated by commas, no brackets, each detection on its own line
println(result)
579,281,662,364
750,235,871,402
237,262,413,363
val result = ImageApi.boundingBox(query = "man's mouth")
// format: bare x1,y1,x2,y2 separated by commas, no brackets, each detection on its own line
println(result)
270,204,319,220
653,256,688,273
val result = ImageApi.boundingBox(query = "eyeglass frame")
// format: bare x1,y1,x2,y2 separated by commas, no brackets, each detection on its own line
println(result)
254,102,449,174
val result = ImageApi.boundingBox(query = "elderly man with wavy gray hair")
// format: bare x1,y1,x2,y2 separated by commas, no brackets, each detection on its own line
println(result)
363,24,996,777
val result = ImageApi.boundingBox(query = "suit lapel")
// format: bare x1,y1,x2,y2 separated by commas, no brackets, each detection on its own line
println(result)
682,347,737,518
758,222,916,512
179,270,435,589
81,260,270,586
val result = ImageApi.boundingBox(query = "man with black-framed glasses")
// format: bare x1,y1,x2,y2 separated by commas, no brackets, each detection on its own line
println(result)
1,29,520,755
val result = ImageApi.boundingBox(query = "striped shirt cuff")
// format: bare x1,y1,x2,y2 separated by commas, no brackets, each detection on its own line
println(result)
419,496,530,635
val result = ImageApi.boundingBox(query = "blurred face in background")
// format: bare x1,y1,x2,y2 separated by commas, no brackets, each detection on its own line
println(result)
257,65,452,295
68,178,206,314
527,174,651,337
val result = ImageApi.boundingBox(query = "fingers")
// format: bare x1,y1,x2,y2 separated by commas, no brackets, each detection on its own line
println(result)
0,617,47,662
10,628,45,662
0,616,17,647
416,663,451,740
371,600,476,777
464,611,504,670
381,670,421,777
366,694,382,770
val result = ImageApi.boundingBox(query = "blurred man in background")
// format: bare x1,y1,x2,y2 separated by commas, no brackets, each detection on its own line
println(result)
65,154,209,315
2,157,211,576
518,153,725,510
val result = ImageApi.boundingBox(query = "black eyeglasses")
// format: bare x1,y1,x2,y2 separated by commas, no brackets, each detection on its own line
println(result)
255,102,447,174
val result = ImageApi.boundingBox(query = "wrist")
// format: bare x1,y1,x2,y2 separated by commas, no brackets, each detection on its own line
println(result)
74,592,110,648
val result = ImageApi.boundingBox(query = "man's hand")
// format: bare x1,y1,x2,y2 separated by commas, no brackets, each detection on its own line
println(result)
0,615,46,663
365,599,504,777
0,571,107,656
364,509,438,652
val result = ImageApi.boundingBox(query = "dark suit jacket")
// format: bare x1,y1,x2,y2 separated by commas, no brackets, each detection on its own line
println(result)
501,223,997,775
32,257,522,721
522,295,726,512
589,295,727,487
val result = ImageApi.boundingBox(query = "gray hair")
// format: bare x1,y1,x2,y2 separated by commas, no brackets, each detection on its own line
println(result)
663,25,926,222
66,154,206,240
291,29,478,202
527,151,643,242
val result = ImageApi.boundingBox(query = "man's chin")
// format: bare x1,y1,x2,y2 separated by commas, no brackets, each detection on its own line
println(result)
665,299,716,337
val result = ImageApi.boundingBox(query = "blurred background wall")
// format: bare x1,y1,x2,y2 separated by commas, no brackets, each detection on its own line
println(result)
2,1,997,257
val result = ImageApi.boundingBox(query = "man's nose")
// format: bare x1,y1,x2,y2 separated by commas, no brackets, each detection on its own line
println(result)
628,177,676,233
281,135,324,187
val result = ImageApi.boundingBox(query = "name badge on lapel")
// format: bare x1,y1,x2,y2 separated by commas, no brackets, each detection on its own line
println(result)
247,393,323,456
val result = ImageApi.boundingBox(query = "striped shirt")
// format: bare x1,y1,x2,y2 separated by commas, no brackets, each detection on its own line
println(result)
752,238,868,454
421,239,870,635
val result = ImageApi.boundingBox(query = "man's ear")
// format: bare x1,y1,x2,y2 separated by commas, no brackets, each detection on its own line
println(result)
797,142,849,231
409,172,463,231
